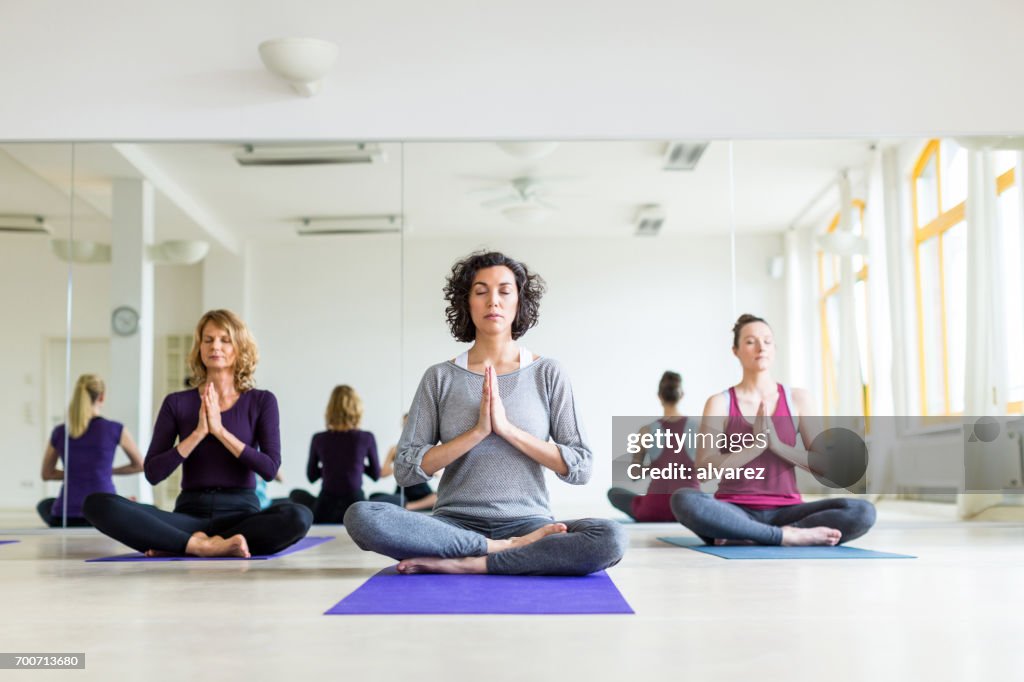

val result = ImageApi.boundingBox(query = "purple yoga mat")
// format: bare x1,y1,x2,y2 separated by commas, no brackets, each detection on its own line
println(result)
86,535,333,562
0,540,18,546
326,567,634,615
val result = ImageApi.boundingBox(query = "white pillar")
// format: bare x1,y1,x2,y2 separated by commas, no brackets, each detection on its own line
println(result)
836,173,862,416
108,179,155,503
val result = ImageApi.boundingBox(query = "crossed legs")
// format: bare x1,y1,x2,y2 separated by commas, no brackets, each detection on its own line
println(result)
344,501,628,576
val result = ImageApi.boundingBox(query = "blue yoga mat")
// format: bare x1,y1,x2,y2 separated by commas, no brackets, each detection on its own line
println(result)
658,536,915,559
326,567,634,615
0,540,18,546
86,535,333,562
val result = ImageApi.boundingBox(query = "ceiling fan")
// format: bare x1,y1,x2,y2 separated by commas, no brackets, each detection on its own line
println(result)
468,176,567,224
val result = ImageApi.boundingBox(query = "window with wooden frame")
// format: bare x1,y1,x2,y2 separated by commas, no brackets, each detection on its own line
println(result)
912,140,1021,416
818,199,870,420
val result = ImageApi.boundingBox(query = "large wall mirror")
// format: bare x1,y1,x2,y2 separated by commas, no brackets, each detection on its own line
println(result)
0,144,74,528
3,137,1021,528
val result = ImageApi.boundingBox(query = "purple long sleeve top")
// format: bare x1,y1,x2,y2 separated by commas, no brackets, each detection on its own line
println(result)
306,430,381,496
145,388,281,490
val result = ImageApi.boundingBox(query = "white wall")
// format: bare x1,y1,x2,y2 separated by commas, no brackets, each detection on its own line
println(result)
1,1,1023,140
245,236,404,500
0,234,201,511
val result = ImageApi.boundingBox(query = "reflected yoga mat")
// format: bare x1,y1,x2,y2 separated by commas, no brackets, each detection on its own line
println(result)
86,536,333,562
326,567,634,615
658,536,915,559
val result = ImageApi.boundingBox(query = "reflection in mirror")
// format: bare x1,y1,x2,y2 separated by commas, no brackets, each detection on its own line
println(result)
63,143,404,542
0,144,73,528
399,140,1024,522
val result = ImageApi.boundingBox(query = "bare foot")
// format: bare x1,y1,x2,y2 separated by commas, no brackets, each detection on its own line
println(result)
486,523,568,554
396,556,487,574
147,532,209,557
781,526,842,546
185,532,251,558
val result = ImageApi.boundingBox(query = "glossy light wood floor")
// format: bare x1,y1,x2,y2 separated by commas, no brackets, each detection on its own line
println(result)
1,502,1022,681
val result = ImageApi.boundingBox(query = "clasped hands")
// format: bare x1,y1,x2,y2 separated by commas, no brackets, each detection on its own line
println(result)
751,399,782,453
474,365,516,440
193,382,227,441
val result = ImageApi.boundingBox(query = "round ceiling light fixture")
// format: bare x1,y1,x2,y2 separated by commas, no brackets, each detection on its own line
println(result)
258,38,339,97
495,142,560,160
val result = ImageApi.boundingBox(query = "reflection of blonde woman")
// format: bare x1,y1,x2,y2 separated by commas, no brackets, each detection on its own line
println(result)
83,310,312,558
38,374,143,527
289,385,381,523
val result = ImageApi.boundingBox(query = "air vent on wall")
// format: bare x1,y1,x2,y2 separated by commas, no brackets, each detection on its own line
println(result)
0,215,49,234
297,215,403,236
663,141,709,171
635,205,665,236
235,143,385,167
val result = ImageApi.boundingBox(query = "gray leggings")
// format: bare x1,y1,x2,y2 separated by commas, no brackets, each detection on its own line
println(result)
344,501,628,576
670,489,877,545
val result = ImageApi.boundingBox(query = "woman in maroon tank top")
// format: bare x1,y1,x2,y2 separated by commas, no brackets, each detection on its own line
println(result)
669,314,876,546
607,371,698,521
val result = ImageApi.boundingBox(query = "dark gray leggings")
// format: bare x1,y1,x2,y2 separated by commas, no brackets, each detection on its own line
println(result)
344,501,629,576
670,489,877,545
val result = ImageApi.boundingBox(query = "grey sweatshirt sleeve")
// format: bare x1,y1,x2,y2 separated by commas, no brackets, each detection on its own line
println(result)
544,360,593,485
395,366,441,487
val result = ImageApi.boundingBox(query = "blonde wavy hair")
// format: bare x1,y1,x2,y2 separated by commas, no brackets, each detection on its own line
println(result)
68,374,105,438
325,385,363,430
187,309,259,391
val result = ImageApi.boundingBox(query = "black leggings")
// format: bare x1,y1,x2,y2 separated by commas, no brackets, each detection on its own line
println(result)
36,499,92,528
287,489,363,524
83,490,313,555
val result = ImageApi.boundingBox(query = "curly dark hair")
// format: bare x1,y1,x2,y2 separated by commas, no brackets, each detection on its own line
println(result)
443,251,546,342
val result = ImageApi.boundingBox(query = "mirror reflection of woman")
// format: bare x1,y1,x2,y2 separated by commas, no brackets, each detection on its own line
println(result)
288,385,381,523
671,314,876,546
38,374,144,527
83,310,312,557
345,251,627,575
607,371,698,522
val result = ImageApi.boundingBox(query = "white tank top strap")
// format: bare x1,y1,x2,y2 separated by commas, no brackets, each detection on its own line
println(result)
778,383,800,430
455,348,532,370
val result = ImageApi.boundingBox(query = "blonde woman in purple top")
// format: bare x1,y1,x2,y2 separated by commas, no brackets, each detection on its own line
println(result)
83,310,312,558
37,374,144,527
671,314,876,546
287,385,382,523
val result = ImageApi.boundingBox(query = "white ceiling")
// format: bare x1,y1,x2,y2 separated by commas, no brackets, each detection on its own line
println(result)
1,1,1022,140
0,139,875,248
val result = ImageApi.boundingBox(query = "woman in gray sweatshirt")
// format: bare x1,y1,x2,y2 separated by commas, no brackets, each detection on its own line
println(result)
344,251,628,575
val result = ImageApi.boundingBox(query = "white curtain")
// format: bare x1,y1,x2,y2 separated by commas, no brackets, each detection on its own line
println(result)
959,147,1006,518
963,148,1006,416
